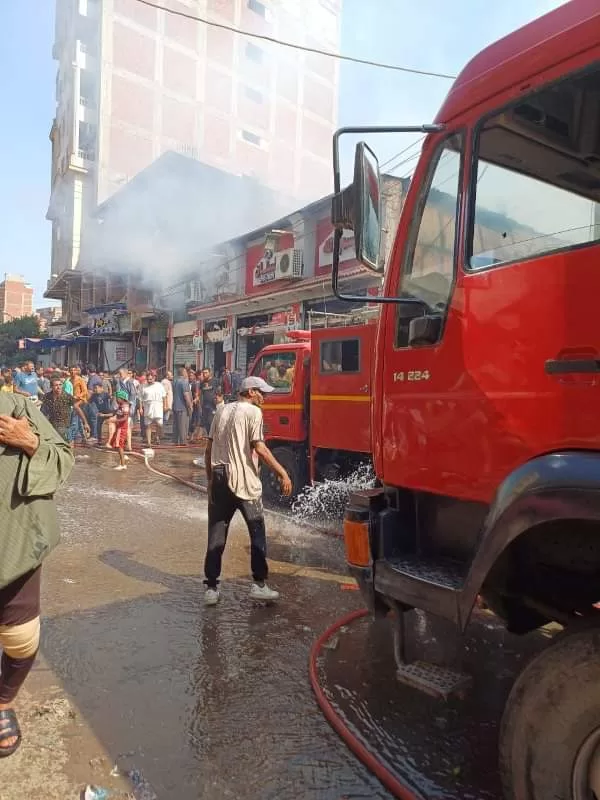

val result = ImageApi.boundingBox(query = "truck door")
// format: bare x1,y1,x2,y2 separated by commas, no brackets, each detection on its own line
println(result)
311,325,373,455
380,133,484,500
249,347,306,444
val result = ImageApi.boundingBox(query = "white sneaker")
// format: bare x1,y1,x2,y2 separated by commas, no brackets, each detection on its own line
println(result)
205,588,220,606
113,465,127,471
250,583,279,602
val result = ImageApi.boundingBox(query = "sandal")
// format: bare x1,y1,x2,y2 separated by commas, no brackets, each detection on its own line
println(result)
0,709,21,757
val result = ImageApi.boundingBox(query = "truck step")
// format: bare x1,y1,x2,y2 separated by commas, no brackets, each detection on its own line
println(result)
386,555,466,588
375,555,467,623
396,660,472,700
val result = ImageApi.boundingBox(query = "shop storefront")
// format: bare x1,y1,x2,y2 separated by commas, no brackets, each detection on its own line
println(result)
203,319,230,375
235,306,302,372
84,303,135,371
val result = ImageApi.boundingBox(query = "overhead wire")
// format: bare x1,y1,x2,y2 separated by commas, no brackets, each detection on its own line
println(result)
380,136,425,171
134,0,457,79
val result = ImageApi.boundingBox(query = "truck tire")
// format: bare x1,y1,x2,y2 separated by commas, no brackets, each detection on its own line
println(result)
499,623,600,800
261,446,304,507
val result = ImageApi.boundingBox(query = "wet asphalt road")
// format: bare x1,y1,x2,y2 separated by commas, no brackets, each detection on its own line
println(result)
24,451,553,799
40,453,388,799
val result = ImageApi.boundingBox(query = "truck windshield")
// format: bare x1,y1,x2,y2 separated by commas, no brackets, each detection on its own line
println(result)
251,351,297,393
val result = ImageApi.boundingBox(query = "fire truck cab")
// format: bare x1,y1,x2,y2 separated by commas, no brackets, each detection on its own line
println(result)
330,1,600,797
248,323,375,503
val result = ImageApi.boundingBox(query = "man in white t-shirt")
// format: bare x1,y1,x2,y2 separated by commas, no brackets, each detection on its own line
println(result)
140,372,167,448
203,376,292,606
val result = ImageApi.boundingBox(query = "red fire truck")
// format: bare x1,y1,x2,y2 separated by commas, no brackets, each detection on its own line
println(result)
247,323,376,504
330,1,600,797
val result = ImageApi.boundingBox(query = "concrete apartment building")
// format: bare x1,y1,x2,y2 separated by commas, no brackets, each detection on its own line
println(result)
46,0,342,301
0,275,34,323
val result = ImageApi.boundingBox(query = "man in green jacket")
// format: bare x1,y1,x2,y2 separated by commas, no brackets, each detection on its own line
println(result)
0,393,74,757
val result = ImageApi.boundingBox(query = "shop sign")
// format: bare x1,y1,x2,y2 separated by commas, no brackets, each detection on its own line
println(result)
223,331,234,352
115,344,129,362
205,325,230,343
174,336,197,364
192,334,203,351
253,252,277,286
318,229,356,269
270,310,299,329
103,341,133,372
88,308,125,336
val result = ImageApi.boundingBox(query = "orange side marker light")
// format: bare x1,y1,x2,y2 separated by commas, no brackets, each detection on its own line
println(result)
343,520,370,567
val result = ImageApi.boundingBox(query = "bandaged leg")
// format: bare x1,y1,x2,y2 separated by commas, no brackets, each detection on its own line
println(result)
0,617,40,704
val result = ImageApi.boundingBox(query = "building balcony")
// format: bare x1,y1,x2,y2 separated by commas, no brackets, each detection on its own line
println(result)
69,149,94,172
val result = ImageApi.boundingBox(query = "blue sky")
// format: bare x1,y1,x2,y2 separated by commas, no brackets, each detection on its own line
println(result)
0,0,566,307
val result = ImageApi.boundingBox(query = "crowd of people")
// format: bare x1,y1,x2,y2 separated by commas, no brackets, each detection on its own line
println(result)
0,361,242,469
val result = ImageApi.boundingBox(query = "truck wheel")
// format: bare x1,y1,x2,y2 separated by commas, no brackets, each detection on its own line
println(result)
500,623,600,799
261,447,303,506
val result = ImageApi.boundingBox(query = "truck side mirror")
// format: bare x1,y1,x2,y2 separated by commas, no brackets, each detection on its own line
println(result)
354,143,383,272
329,123,444,304
408,314,442,347
331,142,383,275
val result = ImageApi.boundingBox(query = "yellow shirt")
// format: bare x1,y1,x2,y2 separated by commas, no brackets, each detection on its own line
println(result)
0,384,14,393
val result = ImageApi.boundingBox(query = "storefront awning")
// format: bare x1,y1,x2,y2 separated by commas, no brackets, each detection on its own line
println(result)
62,325,90,338
21,337,86,350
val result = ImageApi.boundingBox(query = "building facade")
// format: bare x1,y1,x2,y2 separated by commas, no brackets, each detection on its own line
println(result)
35,306,63,331
0,275,34,323
46,0,342,300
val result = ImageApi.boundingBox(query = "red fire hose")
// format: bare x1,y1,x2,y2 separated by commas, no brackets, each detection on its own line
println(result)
309,609,423,800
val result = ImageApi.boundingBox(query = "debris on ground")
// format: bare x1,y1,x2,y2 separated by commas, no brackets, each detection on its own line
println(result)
323,634,339,651
82,786,110,800
33,697,76,720
126,769,159,800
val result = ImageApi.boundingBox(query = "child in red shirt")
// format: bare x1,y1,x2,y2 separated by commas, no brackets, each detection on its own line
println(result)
107,390,130,470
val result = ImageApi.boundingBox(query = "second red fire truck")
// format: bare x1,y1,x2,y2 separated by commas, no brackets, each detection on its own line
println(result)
247,322,376,503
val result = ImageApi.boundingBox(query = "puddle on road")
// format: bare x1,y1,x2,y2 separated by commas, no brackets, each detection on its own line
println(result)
318,609,552,799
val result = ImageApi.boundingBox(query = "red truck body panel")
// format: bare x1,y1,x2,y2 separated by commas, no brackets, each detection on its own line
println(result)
310,324,374,456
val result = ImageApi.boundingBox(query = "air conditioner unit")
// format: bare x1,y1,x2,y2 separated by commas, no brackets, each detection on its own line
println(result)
275,249,303,280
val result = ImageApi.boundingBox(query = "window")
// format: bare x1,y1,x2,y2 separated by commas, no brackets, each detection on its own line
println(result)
244,86,264,104
245,42,264,63
320,339,360,374
241,129,262,146
251,351,296,393
396,134,462,348
247,0,267,18
470,66,600,269
77,121,96,159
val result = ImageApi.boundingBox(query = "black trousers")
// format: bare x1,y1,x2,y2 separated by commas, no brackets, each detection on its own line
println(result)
204,467,268,588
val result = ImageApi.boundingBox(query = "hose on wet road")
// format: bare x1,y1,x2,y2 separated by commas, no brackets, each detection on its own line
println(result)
96,446,416,796
309,609,423,800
